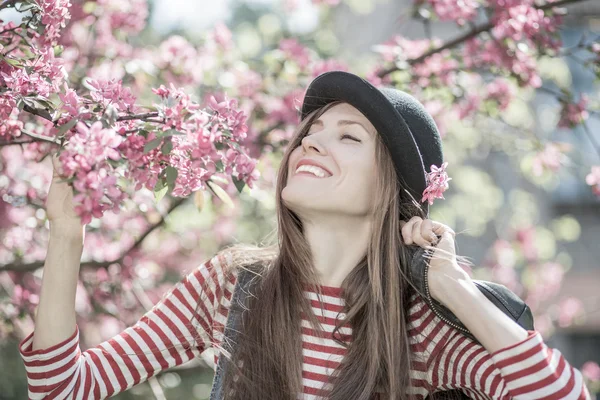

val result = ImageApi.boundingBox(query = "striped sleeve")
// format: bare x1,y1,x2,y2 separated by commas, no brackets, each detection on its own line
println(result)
18,252,233,400
489,330,592,400
427,326,592,399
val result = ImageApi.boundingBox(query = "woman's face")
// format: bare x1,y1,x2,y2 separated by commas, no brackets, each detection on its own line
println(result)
282,102,379,220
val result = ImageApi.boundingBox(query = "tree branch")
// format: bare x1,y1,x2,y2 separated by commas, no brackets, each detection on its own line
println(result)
117,112,159,122
377,0,591,78
0,197,187,273
19,129,60,145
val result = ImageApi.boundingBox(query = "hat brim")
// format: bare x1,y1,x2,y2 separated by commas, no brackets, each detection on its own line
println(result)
300,71,428,213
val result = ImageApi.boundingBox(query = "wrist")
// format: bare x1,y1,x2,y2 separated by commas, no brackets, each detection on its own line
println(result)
430,274,479,312
50,219,85,239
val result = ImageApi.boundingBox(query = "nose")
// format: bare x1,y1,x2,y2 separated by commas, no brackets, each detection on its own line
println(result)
301,132,327,155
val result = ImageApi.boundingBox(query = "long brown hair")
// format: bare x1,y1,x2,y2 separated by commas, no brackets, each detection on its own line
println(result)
216,100,432,400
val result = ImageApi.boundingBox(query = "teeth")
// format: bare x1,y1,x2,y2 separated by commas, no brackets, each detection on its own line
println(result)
295,164,329,178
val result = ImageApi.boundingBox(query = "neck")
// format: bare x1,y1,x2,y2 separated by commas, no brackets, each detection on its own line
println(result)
302,216,372,287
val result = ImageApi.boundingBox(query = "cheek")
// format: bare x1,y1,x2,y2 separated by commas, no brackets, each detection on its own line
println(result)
286,147,303,177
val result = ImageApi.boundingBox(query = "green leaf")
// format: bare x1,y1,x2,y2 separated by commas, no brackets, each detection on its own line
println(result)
207,180,234,209
232,176,246,193
154,185,168,203
165,166,178,187
143,137,163,153
2,57,21,67
57,119,78,136
154,177,166,191
161,138,173,154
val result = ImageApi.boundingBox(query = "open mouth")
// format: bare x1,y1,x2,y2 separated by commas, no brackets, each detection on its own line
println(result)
295,164,332,178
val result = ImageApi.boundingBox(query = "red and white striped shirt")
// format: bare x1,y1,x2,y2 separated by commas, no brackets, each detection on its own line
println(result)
19,252,591,399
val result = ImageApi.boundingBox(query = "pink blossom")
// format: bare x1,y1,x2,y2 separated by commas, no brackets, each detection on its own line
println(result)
486,78,515,110
211,22,233,50
526,262,565,306
463,38,542,88
57,122,125,224
373,36,441,64
39,0,72,45
491,3,562,50
457,94,481,119
424,0,479,25
97,0,148,35
558,95,589,129
582,362,600,382
585,166,600,197
516,226,537,261
0,118,23,139
421,162,451,205
279,38,311,69
557,297,584,327
531,142,571,176
156,35,200,86
87,78,137,112
59,86,81,116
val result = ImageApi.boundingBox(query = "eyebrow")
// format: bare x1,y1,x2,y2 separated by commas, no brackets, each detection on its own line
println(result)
312,119,373,136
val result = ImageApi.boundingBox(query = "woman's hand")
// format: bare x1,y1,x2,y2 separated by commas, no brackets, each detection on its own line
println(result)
47,153,82,226
400,216,471,305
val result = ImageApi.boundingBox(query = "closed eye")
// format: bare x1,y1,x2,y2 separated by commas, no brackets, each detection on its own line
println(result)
341,134,360,142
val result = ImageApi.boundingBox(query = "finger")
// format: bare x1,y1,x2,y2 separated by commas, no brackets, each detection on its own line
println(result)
420,219,437,243
431,221,454,238
402,217,417,245
412,219,431,247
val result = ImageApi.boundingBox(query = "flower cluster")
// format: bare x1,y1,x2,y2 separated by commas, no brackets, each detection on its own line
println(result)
531,142,571,177
423,0,479,26
558,95,589,129
58,122,126,224
39,0,72,46
421,162,451,206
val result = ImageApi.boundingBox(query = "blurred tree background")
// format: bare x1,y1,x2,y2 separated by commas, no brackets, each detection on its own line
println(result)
1,0,600,398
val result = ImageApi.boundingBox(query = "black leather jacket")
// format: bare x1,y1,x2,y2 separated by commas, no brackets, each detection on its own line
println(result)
408,246,534,341
408,246,535,399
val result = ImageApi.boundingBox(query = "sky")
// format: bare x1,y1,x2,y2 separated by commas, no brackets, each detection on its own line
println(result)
150,0,319,35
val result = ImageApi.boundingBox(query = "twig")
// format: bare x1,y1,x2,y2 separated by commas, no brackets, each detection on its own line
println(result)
117,112,159,122
19,129,61,145
0,138,37,146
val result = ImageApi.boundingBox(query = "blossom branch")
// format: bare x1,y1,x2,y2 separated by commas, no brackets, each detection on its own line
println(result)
0,197,187,273
116,112,159,122
19,129,61,145
377,0,590,78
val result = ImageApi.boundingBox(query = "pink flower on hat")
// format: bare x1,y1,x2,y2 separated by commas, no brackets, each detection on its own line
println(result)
421,162,451,206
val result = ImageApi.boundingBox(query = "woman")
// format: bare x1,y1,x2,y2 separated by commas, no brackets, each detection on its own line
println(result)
19,71,591,399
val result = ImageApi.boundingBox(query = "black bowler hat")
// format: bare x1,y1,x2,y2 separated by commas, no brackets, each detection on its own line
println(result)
299,70,447,216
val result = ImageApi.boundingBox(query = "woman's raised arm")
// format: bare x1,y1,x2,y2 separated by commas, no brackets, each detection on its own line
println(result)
20,154,231,399
19,252,231,399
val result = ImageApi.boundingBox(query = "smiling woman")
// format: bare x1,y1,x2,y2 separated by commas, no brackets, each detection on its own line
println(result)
18,71,592,400
282,102,381,235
